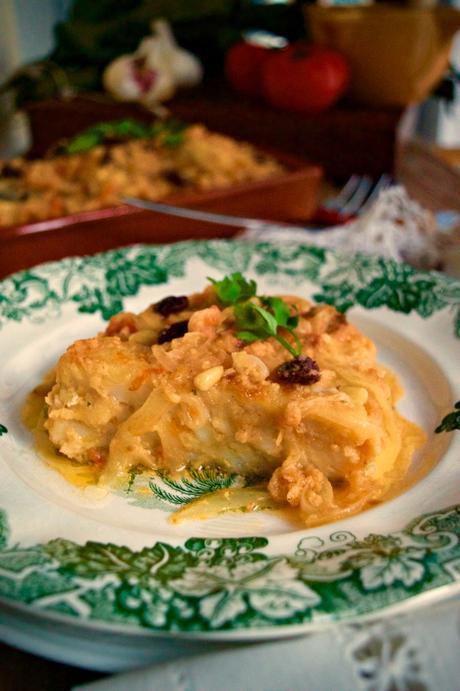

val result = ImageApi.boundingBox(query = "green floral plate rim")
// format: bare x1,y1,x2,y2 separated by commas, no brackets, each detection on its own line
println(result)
0,239,459,637
1,239,459,335
2,504,460,634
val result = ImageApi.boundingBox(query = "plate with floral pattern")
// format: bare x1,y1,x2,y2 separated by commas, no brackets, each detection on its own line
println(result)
0,240,459,669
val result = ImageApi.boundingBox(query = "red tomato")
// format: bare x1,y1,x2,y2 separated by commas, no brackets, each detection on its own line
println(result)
262,43,350,113
225,41,272,98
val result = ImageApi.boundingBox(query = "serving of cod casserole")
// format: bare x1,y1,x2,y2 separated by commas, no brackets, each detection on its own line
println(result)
34,274,425,526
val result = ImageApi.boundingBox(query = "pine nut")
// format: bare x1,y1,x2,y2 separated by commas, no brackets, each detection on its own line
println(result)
194,365,224,391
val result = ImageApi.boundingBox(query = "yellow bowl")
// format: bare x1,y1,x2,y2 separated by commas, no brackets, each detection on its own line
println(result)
305,5,460,107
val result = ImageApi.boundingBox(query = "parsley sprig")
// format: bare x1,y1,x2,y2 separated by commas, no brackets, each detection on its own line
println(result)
208,273,257,305
209,273,301,357
58,118,185,156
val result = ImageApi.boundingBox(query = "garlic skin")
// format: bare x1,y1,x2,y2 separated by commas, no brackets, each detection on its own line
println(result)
171,50,203,88
103,56,145,102
102,19,202,107
153,20,203,89
136,34,176,105
103,54,175,105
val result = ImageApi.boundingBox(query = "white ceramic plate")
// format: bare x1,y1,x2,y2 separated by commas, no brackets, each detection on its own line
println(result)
0,240,459,671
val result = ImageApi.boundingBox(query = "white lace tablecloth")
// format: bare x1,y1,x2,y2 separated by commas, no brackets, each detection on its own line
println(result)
241,186,460,278
75,598,460,691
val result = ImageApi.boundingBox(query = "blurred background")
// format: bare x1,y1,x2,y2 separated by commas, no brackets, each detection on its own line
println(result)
1,0,460,164
1,0,460,275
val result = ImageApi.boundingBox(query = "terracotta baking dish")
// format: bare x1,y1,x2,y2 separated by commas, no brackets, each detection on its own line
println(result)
0,150,322,279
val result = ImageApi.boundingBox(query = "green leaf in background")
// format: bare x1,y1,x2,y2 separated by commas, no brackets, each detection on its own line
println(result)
435,402,460,433
162,132,183,148
65,130,102,154
2,1,305,108
59,118,185,156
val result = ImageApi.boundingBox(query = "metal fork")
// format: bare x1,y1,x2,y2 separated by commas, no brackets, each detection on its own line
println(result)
123,175,393,231
314,174,393,225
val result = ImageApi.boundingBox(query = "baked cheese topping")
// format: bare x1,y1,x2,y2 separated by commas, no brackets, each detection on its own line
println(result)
33,280,425,526
0,124,283,226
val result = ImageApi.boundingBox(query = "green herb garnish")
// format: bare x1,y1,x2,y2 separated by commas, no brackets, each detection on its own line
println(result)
435,401,460,433
154,118,186,148
208,272,257,306
59,118,185,156
209,273,301,357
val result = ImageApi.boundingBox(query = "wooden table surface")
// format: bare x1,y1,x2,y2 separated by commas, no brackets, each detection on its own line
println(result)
1,138,459,690
0,642,103,691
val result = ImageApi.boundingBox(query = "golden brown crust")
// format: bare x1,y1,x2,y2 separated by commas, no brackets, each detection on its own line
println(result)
43,288,425,525
0,125,284,226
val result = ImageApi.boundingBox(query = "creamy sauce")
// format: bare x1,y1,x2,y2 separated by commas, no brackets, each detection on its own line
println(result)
22,388,301,523
22,383,430,528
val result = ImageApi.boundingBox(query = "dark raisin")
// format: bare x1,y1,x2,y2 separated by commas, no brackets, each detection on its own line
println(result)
101,149,113,165
163,170,187,187
273,356,321,385
153,295,189,317
103,134,129,145
254,152,270,164
44,141,67,158
1,164,22,178
157,320,188,344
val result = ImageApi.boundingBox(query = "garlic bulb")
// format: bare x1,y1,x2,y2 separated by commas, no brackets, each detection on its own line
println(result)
152,20,203,89
103,54,175,105
103,56,145,102
103,19,202,107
